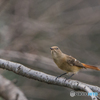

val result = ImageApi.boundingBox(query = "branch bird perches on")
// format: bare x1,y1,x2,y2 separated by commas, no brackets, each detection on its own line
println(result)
0,59,99,100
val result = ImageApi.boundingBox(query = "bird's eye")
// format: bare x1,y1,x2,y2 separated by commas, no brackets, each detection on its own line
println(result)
56,48,58,50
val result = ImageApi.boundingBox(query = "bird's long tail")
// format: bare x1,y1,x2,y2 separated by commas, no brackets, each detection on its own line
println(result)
82,63,100,71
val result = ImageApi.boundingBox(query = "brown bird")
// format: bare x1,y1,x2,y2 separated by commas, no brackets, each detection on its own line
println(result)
50,46,100,80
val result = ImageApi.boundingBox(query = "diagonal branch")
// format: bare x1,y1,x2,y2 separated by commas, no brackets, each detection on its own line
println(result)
0,59,99,100
0,74,28,100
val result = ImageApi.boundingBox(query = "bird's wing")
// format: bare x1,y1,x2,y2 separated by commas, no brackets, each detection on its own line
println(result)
66,56,86,68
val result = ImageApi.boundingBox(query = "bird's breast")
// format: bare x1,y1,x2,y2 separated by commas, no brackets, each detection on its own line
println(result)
53,57,67,69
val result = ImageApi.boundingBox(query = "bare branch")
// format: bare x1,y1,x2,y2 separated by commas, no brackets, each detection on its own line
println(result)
0,74,28,100
0,59,99,100
0,49,63,73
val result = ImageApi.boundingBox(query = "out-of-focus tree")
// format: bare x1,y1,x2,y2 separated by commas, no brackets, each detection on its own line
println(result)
0,0,100,100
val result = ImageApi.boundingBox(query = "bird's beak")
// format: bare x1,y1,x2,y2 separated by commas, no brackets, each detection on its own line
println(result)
50,47,53,50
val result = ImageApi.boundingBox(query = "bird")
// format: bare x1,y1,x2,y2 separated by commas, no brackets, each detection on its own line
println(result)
50,46,100,80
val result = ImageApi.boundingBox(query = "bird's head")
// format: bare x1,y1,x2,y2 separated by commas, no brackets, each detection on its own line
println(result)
50,46,62,58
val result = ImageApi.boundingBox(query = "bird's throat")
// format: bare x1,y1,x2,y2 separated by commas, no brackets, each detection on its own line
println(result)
52,51,65,62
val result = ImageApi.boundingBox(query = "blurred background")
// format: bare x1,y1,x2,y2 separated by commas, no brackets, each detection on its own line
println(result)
0,0,100,100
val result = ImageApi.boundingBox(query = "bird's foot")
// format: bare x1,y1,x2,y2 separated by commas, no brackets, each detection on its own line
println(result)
64,74,74,82
55,73,67,81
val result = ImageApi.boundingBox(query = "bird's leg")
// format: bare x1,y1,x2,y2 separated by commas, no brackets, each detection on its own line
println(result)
55,72,67,80
64,74,74,82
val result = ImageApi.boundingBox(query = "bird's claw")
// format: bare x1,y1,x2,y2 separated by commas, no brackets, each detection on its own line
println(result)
55,77,58,80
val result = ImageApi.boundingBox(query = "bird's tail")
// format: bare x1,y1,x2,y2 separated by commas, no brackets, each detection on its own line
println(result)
82,63,100,71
